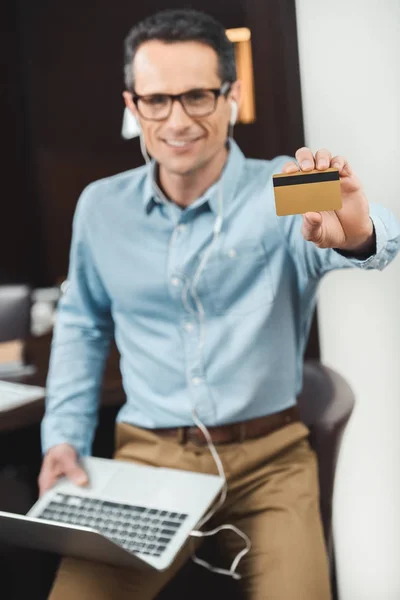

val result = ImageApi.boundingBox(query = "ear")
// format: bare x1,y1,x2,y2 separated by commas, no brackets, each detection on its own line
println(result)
229,80,242,112
227,80,242,126
122,91,139,118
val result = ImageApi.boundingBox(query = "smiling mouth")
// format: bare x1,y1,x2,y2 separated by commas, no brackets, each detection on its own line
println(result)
163,138,202,148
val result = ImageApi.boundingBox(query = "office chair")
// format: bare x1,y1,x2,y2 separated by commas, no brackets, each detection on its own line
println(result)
0,284,34,377
157,361,355,600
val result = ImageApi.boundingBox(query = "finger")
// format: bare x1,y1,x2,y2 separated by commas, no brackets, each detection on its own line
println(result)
38,472,57,497
315,148,332,171
295,147,315,171
330,155,353,177
63,458,89,486
302,212,323,244
38,461,62,497
281,161,300,174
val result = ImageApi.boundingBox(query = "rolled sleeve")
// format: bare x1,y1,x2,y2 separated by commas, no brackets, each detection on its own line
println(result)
335,203,400,271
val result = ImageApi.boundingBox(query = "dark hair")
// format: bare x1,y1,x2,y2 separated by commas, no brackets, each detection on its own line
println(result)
124,9,236,91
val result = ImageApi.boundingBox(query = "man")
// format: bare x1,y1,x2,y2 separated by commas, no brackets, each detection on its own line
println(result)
39,8,399,600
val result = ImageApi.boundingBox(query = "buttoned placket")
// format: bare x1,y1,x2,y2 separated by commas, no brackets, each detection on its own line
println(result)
166,207,217,423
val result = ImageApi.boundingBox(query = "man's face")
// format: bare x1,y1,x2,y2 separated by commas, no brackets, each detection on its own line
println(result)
123,41,240,177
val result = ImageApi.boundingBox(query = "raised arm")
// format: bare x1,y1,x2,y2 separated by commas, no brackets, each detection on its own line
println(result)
278,148,400,280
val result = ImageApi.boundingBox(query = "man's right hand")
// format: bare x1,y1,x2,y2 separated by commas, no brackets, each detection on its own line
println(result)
38,443,88,497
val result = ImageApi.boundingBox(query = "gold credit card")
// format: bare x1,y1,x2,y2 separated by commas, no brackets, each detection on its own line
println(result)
273,168,342,216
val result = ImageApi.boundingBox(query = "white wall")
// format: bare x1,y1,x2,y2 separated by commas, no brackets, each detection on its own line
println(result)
295,1,400,598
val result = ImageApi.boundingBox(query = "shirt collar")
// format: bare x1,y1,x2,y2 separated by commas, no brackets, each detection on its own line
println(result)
142,139,245,215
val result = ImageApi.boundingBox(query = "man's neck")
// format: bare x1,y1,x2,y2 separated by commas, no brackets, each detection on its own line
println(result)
157,145,229,208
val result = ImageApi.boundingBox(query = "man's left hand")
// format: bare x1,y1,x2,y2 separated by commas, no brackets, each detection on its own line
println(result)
282,147,374,252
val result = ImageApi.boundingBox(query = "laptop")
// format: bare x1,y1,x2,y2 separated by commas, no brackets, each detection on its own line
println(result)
0,456,224,571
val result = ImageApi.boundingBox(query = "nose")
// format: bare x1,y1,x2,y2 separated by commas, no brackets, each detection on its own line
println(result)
166,99,193,129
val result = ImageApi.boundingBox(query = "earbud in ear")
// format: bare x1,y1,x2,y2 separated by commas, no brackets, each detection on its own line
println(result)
229,100,238,126
121,108,142,139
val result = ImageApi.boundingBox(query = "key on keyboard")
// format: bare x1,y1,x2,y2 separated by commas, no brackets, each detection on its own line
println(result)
37,493,188,557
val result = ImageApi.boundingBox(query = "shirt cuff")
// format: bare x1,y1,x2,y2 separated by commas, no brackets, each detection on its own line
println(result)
334,212,389,269
41,416,94,457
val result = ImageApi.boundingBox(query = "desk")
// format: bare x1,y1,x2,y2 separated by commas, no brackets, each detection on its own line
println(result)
0,333,125,433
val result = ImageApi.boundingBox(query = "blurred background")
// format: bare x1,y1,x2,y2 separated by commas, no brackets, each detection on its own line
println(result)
1,0,304,289
1,1,400,599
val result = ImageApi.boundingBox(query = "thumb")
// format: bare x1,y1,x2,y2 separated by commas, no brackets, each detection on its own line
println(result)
63,457,89,486
302,212,323,243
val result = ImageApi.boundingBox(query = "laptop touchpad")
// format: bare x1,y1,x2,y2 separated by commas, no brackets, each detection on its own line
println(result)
104,463,159,504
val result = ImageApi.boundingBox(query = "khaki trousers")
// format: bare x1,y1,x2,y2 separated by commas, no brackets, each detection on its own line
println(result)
49,420,331,600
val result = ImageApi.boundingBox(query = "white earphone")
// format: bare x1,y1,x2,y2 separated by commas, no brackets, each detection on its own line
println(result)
121,107,141,139
229,100,238,126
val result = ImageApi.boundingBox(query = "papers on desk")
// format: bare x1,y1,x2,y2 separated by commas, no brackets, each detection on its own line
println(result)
0,380,45,412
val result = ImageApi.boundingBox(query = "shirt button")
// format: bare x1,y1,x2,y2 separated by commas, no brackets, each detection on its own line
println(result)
184,322,194,332
192,377,202,386
171,277,180,287
177,224,187,232
227,248,237,258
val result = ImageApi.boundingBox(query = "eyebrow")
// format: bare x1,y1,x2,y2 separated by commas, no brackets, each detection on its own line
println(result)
134,84,221,96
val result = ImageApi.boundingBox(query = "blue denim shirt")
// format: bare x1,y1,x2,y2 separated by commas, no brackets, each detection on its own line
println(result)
41,141,400,455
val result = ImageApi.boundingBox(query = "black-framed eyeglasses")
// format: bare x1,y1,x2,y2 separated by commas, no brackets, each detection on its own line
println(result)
131,82,232,121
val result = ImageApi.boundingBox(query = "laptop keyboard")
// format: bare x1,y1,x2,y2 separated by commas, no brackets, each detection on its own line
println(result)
37,493,188,557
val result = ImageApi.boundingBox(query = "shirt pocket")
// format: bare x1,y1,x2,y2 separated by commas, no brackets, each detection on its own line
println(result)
202,242,275,316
